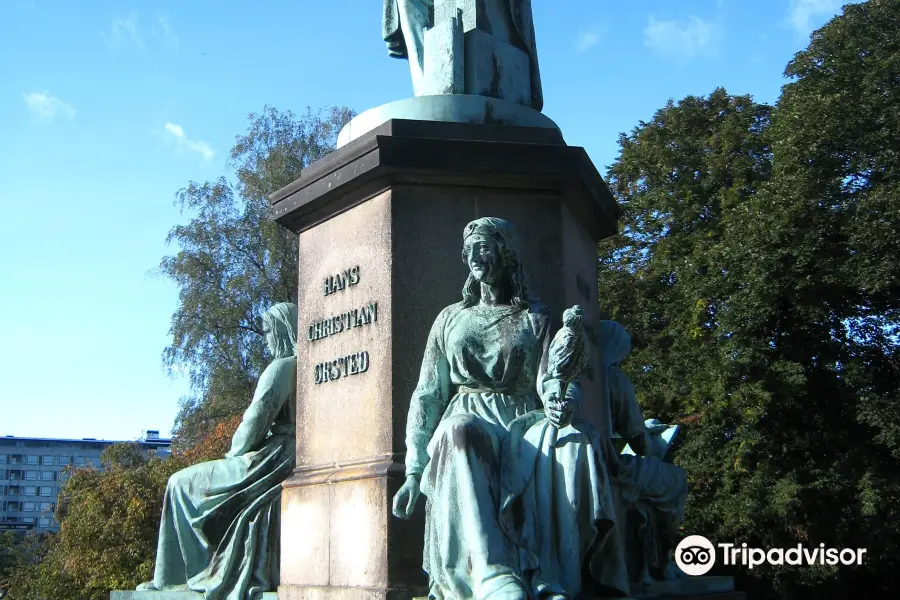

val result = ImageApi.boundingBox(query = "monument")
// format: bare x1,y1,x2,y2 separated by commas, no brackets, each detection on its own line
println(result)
114,3,745,599
265,1,744,595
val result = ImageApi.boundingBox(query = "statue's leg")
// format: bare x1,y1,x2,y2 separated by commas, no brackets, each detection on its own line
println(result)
396,0,434,95
149,463,218,587
617,456,688,583
422,413,527,600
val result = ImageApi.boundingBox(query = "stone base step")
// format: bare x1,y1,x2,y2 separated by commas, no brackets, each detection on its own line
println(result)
110,592,277,600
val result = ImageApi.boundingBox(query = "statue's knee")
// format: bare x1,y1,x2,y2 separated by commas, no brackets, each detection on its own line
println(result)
444,415,493,454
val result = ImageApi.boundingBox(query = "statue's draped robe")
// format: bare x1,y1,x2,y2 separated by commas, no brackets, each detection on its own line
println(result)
148,356,297,600
600,328,688,585
383,0,544,111
406,302,616,599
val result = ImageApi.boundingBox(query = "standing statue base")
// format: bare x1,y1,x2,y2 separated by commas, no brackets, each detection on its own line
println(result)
356,0,553,148
336,95,559,148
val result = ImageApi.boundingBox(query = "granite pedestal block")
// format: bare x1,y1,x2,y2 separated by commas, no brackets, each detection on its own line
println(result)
270,119,626,600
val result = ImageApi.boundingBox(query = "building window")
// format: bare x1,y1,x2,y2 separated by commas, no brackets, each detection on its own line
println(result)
74,457,86,466
41,471,55,481
24,486,37,496
40,502,54,512
25,455,39,465
39,486,52,497
25,470,38,481
8,455,21,465
58,456,70,466
41,455,54,466
0,455,6,464
0,485,5,495
59,471,71,482
0,469,6,479
7,501,20,511
22,517,35,524
7,486,19,496
23,501,36,511
38,517,50,527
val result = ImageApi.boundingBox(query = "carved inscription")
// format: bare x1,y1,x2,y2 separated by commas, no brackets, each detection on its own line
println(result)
307,302,378,342
312,265,376,384
315,351,370,384
324,265,360,296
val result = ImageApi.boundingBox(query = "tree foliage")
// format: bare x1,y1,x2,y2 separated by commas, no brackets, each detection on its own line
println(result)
599,2,900,598
160,106,353,448
2,106,354,600
4,418,246,600
5,451,180,600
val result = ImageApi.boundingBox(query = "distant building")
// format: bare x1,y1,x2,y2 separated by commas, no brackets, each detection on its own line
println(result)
0,430,171,533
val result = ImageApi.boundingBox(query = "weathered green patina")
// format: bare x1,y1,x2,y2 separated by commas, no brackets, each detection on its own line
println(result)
136,303,298,600
382,0,542,109
391,217,619,599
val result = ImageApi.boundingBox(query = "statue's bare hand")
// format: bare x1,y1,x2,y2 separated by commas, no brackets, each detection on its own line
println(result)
545,393,574,428
392,475,421,519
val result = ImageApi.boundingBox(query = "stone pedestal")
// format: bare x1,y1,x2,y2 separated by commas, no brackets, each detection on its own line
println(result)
269,120,620,600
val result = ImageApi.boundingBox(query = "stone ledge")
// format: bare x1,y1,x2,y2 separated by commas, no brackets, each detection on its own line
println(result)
269,118,620,241
603,594,745,600
631,575,736,599
110,592,277,600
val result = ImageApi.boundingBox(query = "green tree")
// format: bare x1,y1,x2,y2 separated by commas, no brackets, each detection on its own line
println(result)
1,531,19,594
598,2,900,597
100,442,148,470
160,106,353,448
5,449,183,600
4,424,246,600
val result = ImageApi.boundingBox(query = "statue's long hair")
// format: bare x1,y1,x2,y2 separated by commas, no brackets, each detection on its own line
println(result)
263,302,299,359
460,232,532,309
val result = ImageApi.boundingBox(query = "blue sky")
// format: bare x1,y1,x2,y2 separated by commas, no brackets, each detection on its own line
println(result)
0,0,854,440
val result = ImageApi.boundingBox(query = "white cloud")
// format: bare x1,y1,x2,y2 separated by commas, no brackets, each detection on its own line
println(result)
575,29,600,52
643,15,720,60
164,122,214,161
155,14,179,53
104,11,144,50
22,91,76,122
786,0,857,34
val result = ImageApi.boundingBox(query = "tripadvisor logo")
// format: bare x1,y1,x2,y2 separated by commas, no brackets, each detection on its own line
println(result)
675,535,867,576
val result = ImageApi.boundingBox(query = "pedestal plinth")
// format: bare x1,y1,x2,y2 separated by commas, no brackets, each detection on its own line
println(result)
269,119,620,600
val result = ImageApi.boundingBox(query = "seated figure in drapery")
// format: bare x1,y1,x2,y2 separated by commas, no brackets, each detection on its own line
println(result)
599,320,689,589
137,302,298,600
391,217,625,600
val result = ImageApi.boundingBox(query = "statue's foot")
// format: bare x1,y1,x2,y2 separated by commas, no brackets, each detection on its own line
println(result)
136,581,157,591
486,578,529,600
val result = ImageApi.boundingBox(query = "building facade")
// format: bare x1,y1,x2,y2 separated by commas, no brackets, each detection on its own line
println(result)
0,430,171,533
